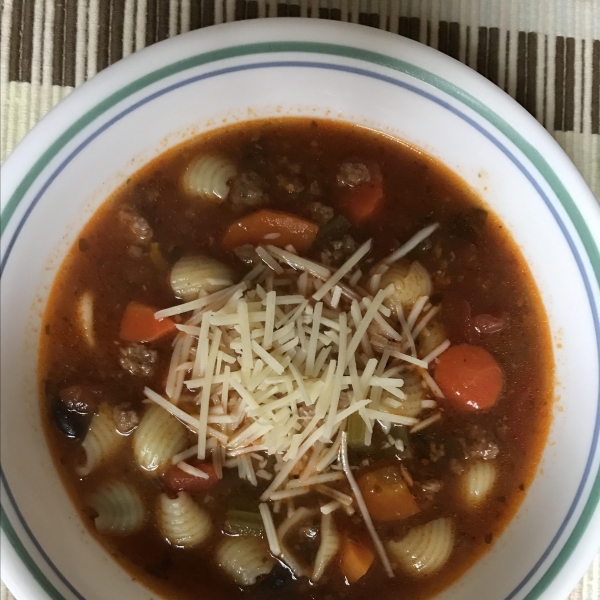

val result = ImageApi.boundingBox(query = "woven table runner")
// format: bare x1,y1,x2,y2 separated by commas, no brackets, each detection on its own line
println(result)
0,1,599,599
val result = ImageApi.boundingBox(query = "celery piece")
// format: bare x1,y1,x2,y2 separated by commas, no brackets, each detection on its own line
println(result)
347,412,367,449
224,509,265,537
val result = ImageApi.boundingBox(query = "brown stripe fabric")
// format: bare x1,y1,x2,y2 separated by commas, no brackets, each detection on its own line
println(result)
477,26,489,77
96,0,111,73
398,16,420,41
109,0,126,65
516,31,538,119
526,32,537,117
7,0,24,81
554,36,565,131
145,0,157,46
52,0,66,85
247,2,258,19
203,0,215,28
593,40,599,135
63,0,78,87
476,26,502,85
9,0,35,83
487,28,500,85
190,1,203,30
157,0,169,42
235,0,245,21
564,37,575,132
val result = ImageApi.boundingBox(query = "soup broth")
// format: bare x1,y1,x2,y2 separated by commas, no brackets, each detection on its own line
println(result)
39,118,553,600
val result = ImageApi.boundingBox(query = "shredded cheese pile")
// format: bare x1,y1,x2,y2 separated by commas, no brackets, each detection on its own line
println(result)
144,228,448,572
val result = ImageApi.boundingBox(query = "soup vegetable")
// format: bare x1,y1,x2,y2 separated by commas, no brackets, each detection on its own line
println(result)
39,119,553,600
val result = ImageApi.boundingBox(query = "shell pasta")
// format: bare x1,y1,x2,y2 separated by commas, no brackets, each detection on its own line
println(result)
88,482,146,536
77,404,124,476
388,518,455,576
156,492,212,548
132,405,189,472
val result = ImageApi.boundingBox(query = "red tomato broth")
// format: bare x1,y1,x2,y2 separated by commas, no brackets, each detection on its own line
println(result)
38,118,553,600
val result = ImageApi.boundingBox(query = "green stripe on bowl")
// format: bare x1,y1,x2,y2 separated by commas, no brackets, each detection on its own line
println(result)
1,505,65,600
1,40,598,600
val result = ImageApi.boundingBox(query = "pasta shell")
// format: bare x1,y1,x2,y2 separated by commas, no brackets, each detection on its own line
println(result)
88,481,145,536
277,507,318,578
77,291,95,348
462,461,497,506
216,536,275,586
387,518,454,576
418,321,447,358
170,255,236,302
156,492,212,548
182,155,237,202
77,404,124,476
133,405,189,472
380,261,432,311
311,513,340,582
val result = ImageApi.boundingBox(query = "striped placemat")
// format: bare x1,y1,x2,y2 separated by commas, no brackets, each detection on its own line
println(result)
0,1,599,599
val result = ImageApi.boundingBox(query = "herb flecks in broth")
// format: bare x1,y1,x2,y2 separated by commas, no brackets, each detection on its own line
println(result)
39,118,553,600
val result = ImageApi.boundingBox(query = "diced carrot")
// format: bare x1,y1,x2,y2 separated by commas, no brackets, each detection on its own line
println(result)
357,466,419,522
163,460,219,492
341,532,375,583
119,301,176,343
434,344,503,412
221,209,319,252
340,163,384,226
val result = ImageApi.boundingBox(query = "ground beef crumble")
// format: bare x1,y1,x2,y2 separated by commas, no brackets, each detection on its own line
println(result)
337,161,371,187
119,344,158,377
118,207,153,243
113,404,140,434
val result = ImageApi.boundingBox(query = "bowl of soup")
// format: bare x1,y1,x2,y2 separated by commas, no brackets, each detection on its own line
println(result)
1,17,599,600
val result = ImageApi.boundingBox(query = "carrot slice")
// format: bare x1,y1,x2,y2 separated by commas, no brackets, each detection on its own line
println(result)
341,532,375,583
119,301,176,343
434,344,503,411
340,163,384,226
221,209,319,252
357,466,419,522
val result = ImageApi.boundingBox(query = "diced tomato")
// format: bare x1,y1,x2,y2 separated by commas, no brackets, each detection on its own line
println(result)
163,460,219,492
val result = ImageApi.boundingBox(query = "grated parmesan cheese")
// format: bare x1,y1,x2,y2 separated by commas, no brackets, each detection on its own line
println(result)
143,237,450,570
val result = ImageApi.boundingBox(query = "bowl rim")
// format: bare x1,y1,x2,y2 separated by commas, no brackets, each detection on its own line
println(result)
1,17,599,600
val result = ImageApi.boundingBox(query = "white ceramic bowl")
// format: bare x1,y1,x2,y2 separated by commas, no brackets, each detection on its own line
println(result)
1,18,599,600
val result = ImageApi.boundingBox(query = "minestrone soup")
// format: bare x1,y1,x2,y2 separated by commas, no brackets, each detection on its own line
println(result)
39,118,553,600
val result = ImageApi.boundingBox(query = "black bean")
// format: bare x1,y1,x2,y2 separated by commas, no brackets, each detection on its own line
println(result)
51,400,89,439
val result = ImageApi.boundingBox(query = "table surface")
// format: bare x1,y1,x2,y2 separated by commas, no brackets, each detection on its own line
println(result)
1,0,598,598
